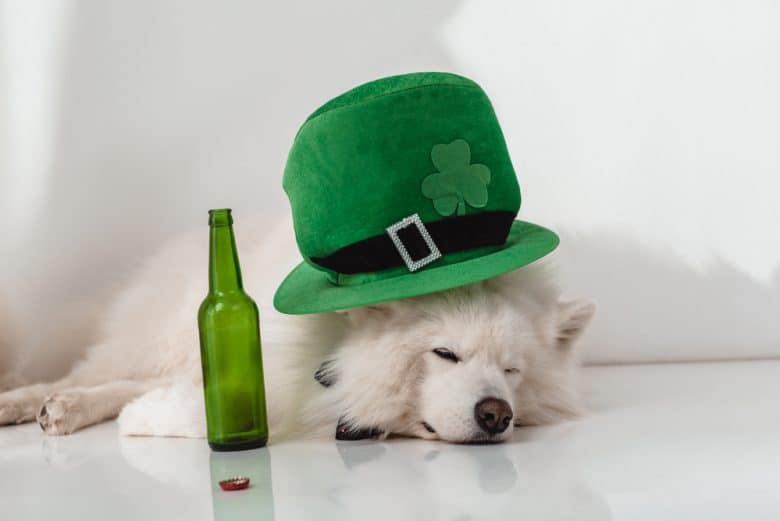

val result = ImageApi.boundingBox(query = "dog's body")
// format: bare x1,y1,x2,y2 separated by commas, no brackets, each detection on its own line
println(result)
0,215,594,443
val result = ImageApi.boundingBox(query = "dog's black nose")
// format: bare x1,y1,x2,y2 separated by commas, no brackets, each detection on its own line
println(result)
474,397,513,435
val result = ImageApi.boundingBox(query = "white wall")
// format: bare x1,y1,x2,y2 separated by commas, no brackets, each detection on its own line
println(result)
1,0,778,369
443,1,780,362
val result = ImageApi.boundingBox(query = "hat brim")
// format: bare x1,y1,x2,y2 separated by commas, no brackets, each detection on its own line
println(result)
273,220,559,314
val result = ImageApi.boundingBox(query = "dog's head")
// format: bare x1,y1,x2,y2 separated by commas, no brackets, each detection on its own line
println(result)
315,267,595,444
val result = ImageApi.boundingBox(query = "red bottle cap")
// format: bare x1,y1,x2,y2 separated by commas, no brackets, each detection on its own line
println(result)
219,476,250,491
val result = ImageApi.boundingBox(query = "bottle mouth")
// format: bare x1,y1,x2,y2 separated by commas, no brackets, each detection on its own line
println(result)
208,208,233,226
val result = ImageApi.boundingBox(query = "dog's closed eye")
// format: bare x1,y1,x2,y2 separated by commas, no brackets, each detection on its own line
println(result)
504,368,521,375
432,347,460,363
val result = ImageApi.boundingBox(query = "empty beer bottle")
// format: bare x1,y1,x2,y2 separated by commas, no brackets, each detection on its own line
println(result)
198,209,268,451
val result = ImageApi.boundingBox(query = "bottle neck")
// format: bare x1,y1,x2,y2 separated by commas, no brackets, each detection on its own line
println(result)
208,210,243,294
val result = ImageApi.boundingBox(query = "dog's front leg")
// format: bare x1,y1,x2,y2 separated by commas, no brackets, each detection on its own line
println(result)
37,379,162,435
0,381,74,425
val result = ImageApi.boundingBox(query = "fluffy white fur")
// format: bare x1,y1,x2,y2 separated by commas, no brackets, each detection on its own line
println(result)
0,215,594,443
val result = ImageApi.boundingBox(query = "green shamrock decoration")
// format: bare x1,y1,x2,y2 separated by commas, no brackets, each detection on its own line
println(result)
421,139,491,216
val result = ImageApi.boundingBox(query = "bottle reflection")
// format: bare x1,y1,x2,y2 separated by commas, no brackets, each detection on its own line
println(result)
209,448,275,521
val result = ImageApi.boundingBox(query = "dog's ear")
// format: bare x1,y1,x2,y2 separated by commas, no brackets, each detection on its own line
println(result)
314,359,338,387
555,299,595,351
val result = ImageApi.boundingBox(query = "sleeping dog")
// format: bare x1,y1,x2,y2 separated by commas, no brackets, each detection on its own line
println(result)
0,215,594,443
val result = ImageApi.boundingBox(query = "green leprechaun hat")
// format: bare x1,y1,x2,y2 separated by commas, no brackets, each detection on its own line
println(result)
273,72,559,314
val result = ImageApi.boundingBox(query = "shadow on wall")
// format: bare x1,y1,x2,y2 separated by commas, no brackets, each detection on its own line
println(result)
0,301,17,385
556,231,780,364
8,0,461,380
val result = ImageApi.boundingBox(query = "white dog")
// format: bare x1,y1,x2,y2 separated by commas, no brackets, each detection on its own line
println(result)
0,215,594,443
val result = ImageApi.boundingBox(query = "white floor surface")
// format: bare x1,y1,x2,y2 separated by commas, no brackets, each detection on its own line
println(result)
1,360,779,521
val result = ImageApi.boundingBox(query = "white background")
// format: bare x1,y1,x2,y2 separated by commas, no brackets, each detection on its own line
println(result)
1,0,779,369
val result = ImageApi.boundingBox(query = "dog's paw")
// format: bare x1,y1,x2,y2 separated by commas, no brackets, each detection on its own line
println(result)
0,390,39,425
37,392,83,435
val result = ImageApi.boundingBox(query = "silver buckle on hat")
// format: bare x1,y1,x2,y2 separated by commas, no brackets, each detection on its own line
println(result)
386,213,442,272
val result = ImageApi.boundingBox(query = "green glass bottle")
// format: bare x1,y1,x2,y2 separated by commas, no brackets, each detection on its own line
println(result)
198,208,268,451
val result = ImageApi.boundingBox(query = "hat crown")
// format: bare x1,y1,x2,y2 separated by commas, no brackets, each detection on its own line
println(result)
283,72,521,269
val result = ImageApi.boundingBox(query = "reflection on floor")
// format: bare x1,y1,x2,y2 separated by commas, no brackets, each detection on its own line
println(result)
2,361,779,521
